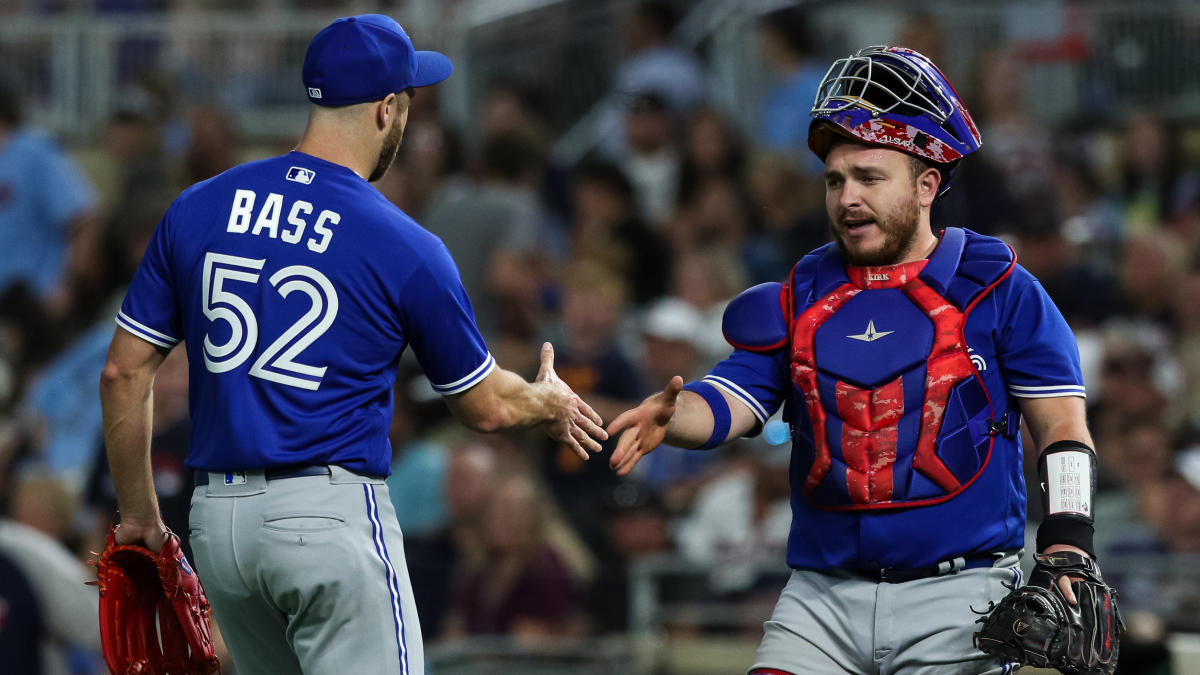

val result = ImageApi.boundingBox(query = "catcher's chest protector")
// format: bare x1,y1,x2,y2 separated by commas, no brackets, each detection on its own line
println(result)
788,227,1015,510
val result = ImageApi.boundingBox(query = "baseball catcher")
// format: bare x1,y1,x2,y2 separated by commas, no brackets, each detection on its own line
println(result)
975,443,1125,674
92,522,220,675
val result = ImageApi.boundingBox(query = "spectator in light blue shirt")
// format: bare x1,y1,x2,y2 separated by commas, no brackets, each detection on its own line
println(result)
0,82,97,308
757,7,826,175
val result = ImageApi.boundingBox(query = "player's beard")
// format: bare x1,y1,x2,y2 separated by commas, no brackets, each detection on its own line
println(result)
831,189,922,267
369,114,405,182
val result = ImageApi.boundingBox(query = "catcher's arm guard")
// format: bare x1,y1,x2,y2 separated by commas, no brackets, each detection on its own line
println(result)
91,524,221,675
974,550,1124,675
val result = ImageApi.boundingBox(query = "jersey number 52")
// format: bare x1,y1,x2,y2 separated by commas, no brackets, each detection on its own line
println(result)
201,251,338,391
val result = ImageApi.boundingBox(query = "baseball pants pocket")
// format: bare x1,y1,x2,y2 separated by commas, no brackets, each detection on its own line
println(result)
261,512,346,533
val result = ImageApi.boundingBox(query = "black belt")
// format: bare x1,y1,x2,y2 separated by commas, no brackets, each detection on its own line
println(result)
194,464,331,486
845,553,996,584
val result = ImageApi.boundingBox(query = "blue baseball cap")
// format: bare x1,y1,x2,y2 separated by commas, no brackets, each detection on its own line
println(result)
302,14,453,107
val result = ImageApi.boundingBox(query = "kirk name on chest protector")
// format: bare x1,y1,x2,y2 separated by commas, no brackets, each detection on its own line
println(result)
226,188,338,254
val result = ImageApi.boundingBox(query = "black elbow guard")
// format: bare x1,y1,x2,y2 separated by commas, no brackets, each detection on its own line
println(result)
1035,440,1098,557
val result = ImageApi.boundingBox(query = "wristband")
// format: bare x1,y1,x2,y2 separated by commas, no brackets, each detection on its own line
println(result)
1036,440,1097,556
681,381,731,450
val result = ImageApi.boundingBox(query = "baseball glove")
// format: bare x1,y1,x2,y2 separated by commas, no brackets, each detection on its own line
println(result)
92,523,220,675
974,550,1124,675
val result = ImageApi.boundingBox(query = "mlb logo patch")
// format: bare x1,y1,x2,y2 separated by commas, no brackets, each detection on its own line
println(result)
223,471,247,485
287,166,315,184
308,87,323,99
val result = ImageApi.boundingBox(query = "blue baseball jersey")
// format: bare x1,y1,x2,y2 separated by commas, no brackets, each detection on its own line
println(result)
704,230,1084,571
117,152,494,476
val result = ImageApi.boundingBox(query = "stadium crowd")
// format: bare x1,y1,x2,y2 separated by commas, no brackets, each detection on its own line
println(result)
1,2,1199,673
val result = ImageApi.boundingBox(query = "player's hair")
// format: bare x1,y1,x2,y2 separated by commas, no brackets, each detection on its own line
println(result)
908,154,932,181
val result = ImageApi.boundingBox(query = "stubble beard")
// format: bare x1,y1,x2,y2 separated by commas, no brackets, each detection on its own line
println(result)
832,190,923,267
369,114,405,183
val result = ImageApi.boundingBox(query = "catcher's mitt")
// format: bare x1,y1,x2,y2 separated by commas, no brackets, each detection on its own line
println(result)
974,550,1124,675
92,524,220,675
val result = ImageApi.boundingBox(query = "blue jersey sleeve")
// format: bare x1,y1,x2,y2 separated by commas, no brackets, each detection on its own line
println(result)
117,206,181,350
994,265,1086,399
701,348,791,427
400,242,494,395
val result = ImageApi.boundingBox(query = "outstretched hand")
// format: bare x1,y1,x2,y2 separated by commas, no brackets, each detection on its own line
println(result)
535,342,607,460
606,376,683,476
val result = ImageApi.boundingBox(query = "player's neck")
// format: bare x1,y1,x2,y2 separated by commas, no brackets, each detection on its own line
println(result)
294,128,372,180
897,218,939,264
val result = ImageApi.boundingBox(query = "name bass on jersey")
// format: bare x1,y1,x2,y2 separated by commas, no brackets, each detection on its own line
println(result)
227,189,338,254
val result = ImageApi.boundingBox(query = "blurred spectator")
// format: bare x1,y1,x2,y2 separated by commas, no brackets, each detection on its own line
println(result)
1118,111,1185,233
550,261,644,423
376,117,464,219
1094,421,1173,556
385,368,457,539
446,473,580,640
629,298,720,506
1162,449,1200,555
22,185,173,490
0,518,102,675
0,286,60,399
674,443,791,595
896,11,946,67
619,2,705,112
587,481,673,633
670,246,745,363
184,105,237,183
668,174,755,266
542,261,645,549
83,346,194,559
1174,270,1200,431
622,91,680,228
0,80,100,318
421,130,549,346
1115,231,1188,325
755,6,824,169
595,1,707,159
1012,229,1118,327
568,158,672,306
1088,320,1176,447
478,80,573,229
639,296,707,386
744,152,827,283
1052,149,1124,271
678,107,746,206
407,440,500,641
968,46,1057,235
1119,110,1198,234
8,471,77,544
1106,449,1200,636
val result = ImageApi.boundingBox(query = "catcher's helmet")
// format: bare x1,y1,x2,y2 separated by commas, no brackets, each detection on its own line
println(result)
808,45,981,197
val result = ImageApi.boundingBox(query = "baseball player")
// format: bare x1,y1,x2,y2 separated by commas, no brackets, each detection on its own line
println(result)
98,15,607,675
608,46,1113,673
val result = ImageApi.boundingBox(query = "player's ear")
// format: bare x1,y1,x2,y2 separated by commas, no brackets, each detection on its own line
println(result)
917,166,940,208
377,93,397,131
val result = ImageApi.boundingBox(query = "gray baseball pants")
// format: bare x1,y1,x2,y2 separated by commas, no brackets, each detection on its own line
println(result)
189,466,423,675
750,552,1023,675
